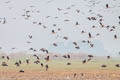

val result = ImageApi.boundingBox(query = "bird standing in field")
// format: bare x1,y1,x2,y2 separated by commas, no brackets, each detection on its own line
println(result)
26,59,30,64
45,64,49,71
6,56,9,60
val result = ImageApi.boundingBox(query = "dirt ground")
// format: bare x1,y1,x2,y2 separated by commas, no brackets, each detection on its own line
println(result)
0,69,120,80
1,57,120,80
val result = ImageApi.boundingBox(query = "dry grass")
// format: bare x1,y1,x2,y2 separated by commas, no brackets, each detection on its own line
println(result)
0,58,120,80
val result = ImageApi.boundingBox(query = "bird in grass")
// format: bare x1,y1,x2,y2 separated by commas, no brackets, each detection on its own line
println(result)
107,56,111,59
45,64,49,71
101,64,107,67
6,56,9,60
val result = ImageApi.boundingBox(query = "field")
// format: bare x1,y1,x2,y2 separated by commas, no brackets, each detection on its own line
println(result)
0,57,120,80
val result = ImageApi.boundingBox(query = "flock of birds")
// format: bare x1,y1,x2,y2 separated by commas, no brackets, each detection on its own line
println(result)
1,54,120,73
0,0,120,73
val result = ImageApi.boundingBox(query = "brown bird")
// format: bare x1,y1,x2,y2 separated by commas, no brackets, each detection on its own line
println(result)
2,56,5,59
90,44,94,48
112,26,116,29
36,56,40,60
53,55,58,57
73,73,77,78
88,55,93,58
40,48,46,52
99,22,104,27
76,9,80,13
92,26,96,28
64,19,70,22
45,56,49,61
87,17,91,20
106,4,109,8
52,30,56,34
96,33,100,36
12,48,16,50
73,42,77,45
27,41,31,43
2,18,6,24
63,36,68,40
82,40,86,43
67,54,71,59
53,43,58,46
19,70,24,73
58,28,61,31
66,7,71,10
57,8,62,11
38,22,42,25
107,56,110,59
41,63,44,67
46,49,49,53
114,35,117,39
63,55,67,58
110,29,114,32
46,16,50,18
67,62,71,65
6,56,9,60
82,59,86,64
119,16,120,20
87,58,92,62
29,48,33,50
101,64,107,67
115,64,120,67
26,59,30,64
75,46,80,49
33,54,37,57
28,35,32,39
87,40,91,43
45,64,49,71
15,62,20,67
88,32,92,38
19,60,22,64
2,62,8,66
34,60,40,64
53,24,56,26
81,30,85,34
76,22,79,25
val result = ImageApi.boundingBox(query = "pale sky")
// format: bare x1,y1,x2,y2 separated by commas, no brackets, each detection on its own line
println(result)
0,0,120,56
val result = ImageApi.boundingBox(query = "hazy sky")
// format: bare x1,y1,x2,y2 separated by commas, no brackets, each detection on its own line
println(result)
0,0,120,56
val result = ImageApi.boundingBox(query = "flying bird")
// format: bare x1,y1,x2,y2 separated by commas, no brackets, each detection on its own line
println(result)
73,42,77,45
75,46,80,49
53,43,58,47
57,8,62,11
76,10,80,13
88,32,92,38
63,36,68,40
114,35,117,39
28,35,32,39
106,4,109,8
107,56,110,59
75,22,79,25
52,30,56,34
